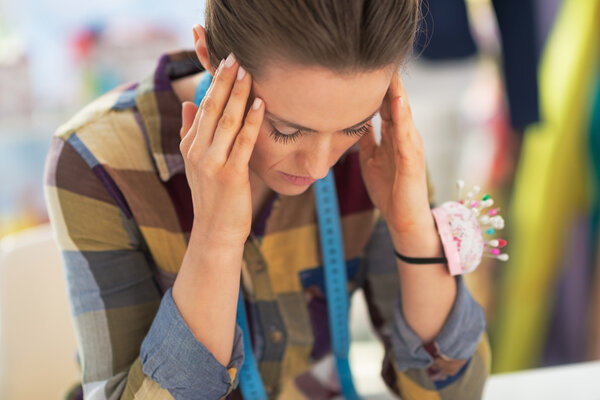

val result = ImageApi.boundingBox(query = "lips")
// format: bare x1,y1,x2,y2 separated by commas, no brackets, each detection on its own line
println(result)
279,172,316,186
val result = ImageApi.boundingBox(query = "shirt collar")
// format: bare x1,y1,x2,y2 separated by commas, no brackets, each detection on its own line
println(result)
134,50,204,181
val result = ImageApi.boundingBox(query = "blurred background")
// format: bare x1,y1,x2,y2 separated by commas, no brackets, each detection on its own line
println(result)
0,0,599,398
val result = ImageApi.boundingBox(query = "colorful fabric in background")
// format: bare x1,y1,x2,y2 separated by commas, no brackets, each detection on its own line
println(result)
543,217,593,366
414,0,540,131
587,69,600,359
492,0,600,372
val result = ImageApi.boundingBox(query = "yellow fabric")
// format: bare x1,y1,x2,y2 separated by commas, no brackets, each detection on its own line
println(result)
50,187,133,252
55,91,120,140
77,114,154,172
260,225,321,294
492,0,600,372
139,226,188,274
397,372,441,400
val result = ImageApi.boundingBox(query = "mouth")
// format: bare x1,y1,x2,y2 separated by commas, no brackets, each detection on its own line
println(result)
279,172,316,186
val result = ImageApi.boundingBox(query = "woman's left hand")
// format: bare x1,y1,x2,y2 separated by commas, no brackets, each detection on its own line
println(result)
358,70,434,239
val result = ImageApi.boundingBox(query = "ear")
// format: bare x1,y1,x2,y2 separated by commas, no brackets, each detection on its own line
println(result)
193,25,215,74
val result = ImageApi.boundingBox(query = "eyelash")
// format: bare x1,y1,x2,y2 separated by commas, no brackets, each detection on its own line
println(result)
269,122,372,144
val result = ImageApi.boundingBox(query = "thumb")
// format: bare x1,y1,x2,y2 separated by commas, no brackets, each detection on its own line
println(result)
357,123,377,166
180,101,199,139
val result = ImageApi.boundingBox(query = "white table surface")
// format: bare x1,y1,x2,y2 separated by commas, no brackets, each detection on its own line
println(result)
482,360,600,400
348,341,600,400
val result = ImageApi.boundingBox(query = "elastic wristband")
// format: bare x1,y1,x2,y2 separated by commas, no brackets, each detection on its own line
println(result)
393,249,447,265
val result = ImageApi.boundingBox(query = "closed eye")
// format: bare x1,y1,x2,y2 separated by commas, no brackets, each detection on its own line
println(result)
269,121,372,144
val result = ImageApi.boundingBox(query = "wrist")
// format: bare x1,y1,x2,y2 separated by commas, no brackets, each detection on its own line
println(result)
180,227,245,280
389,213,444,258
190,220,249,249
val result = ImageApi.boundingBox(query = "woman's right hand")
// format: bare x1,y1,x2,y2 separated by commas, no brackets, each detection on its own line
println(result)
179,53,264,247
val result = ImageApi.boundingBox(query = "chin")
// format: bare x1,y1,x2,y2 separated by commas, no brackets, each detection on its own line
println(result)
269,180,314,196
260,173,313,196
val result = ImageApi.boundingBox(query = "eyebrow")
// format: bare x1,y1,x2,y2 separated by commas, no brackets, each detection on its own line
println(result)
264,109,378,133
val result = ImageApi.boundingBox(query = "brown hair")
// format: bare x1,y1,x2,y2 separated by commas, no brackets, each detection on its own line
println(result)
204,0,421,79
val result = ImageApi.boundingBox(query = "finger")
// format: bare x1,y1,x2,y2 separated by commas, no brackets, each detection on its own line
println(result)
387,79,426,165
180,101,198,139
186,59,223,142
388,72,415,128
381,72,416,149
227,97,264,169
380,97,400,151
190,53,238,154
380,69,400,123
208,63,253,160
390,78,421,148
179,101,199,156
357,122,377,163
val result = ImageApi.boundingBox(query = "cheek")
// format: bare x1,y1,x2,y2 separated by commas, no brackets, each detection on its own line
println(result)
333,135,362,156
346,135,363,148
249,124,292,169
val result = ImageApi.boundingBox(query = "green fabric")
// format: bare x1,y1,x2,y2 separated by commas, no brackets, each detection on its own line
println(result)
492,0,600,372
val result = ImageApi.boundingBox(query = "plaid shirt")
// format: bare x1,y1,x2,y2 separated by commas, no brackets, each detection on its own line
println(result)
44,50,489,400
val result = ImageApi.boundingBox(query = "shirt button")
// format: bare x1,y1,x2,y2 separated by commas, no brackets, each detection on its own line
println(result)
270,329,284,344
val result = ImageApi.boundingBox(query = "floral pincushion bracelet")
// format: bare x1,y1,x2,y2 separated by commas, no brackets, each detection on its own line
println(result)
393,180,509,275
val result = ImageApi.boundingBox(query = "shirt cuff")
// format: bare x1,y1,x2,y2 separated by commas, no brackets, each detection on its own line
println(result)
390,276,486,371
140,288,245,399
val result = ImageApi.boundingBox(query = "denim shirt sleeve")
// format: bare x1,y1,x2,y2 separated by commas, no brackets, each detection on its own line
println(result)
361,217,486,372
391,275,486,371
140,288,245,399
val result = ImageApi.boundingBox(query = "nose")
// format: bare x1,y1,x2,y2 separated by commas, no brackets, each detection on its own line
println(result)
299,136,334,180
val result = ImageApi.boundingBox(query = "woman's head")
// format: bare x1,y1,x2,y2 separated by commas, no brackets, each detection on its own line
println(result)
193,0,421,196
203,0,420,80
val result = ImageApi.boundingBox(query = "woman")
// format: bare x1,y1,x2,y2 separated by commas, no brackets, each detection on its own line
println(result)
44,0,490,399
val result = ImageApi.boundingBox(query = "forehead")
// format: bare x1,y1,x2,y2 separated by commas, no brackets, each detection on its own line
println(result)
251,62,393,132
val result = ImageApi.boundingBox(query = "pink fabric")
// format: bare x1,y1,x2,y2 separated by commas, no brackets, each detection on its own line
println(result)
432,201,485,276
432,207,462,276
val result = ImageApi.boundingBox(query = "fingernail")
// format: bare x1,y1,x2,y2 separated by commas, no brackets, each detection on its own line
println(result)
237,65,246,80
398,96,404,107
252,97,262,110
224,53,236,68
215,58,224,74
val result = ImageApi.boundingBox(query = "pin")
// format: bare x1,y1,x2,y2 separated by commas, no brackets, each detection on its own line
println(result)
474,200,494,217
457,180,465,202
490,216,505,229
453,179,509,263
483,253,509,261
488,239,499,247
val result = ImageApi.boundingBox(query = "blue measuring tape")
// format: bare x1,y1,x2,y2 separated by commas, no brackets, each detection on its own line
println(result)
236,290,268,399
313,171,361,400
194,73,360,399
